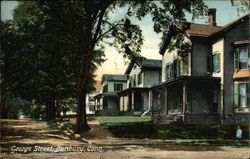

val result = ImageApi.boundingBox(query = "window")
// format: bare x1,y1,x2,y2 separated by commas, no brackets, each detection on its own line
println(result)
234,82,249,107
133,74,136,86
165,64,171,80
212,53,220,73
174,60,180,78
129,76,133,88
165,60,180,81
114,83,123,92
103,85,108,93
234,48,249,70
138,72,142,85
181,56,188,76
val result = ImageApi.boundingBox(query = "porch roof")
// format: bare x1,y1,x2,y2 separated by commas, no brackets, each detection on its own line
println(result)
150,76,221,89
94,93,119,98
118,87,149,95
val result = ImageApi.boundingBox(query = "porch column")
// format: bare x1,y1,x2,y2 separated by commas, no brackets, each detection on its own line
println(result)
151,90,154,117
164,86,168,114
148,90,152,110
131,91,135,111
182,80,187,123
97,98,100,110
127,94,129,111
122,96,125,111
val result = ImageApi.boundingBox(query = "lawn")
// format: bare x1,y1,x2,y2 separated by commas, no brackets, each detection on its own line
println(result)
90,116,250,145
88,116,151,126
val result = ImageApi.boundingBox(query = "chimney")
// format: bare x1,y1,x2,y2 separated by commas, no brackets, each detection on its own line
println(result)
208,8,217,26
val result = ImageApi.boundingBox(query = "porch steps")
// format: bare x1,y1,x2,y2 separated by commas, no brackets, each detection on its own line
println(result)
140,110,151,116
154,115,183,124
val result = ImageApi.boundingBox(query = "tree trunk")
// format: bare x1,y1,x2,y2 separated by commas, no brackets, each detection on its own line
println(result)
76,91,90,133
0,98,7,118
46,98,56,121
0,91,8,119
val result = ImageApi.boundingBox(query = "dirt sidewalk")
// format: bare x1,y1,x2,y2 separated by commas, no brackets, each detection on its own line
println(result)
1,119,249,159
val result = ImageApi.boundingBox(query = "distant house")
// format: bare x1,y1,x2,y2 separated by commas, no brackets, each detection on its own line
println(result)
151,9,249,124
86,80,102,114
94,74,127,115
119,59,162,115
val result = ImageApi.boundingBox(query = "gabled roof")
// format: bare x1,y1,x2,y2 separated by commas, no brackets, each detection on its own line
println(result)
160,14,249,55
210,14,249,37
124,59,162,75
174,22,223,37
101,74,127,84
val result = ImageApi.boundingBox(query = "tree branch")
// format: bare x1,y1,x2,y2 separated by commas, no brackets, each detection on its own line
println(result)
96,22,122,42
91,8,107,52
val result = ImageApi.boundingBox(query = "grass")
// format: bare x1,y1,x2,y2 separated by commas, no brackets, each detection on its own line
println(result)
107,123,249,140
47,120,88,143
88,116,151,126
91,116,249,145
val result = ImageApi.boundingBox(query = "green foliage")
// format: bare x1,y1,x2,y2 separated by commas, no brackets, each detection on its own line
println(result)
92,116,151,126
231,0,250,15
1,0,208,130
60,122,73,131
168,33,191,57
106,123,249,141
57,98,76,115
47,120,59,130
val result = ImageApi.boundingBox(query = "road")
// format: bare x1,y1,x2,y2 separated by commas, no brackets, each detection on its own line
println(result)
0,119,249,159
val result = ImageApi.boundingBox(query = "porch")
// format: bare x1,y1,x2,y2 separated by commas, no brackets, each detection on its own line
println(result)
119,87,151,116
94,93,120,115
151,76,221,124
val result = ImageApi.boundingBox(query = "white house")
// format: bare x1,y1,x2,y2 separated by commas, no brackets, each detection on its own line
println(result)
94,74,127,115
119,59,162,116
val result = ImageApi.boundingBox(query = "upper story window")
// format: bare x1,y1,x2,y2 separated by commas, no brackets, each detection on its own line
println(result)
212,52,220,73
129,76,133,88
114,83,123,92
165,59,180,81
133,74,136,86
181,55,189,76
137,72,142,85
103,84,108,93
234,47,249,71
174,60,180,78
166,64,172,80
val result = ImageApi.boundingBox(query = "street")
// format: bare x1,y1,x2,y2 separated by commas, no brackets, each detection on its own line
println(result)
1,119,249,159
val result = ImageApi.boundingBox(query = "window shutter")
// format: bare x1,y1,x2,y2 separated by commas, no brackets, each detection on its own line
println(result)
247,83,250,107
133,75,136,86
207,55,212,75
217,53,221,72
177,60,180,77
170,63,174,79
234,82,239,107
248,48,250,68
234,49,239,71
182,56,188,76
165,65,168,81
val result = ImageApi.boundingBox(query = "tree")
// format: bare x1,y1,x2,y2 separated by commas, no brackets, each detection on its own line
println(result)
34,0,208,132
2,0,208,132
1,2,74,120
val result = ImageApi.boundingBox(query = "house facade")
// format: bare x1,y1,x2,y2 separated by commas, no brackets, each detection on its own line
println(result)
119,59,162,115
94,74,127,115
86,81,102,114
151,9,249,125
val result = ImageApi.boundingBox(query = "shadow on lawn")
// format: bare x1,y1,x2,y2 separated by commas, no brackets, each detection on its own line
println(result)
105,122,249,141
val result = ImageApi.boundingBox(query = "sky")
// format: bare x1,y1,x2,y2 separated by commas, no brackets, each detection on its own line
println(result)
1,0,248,81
